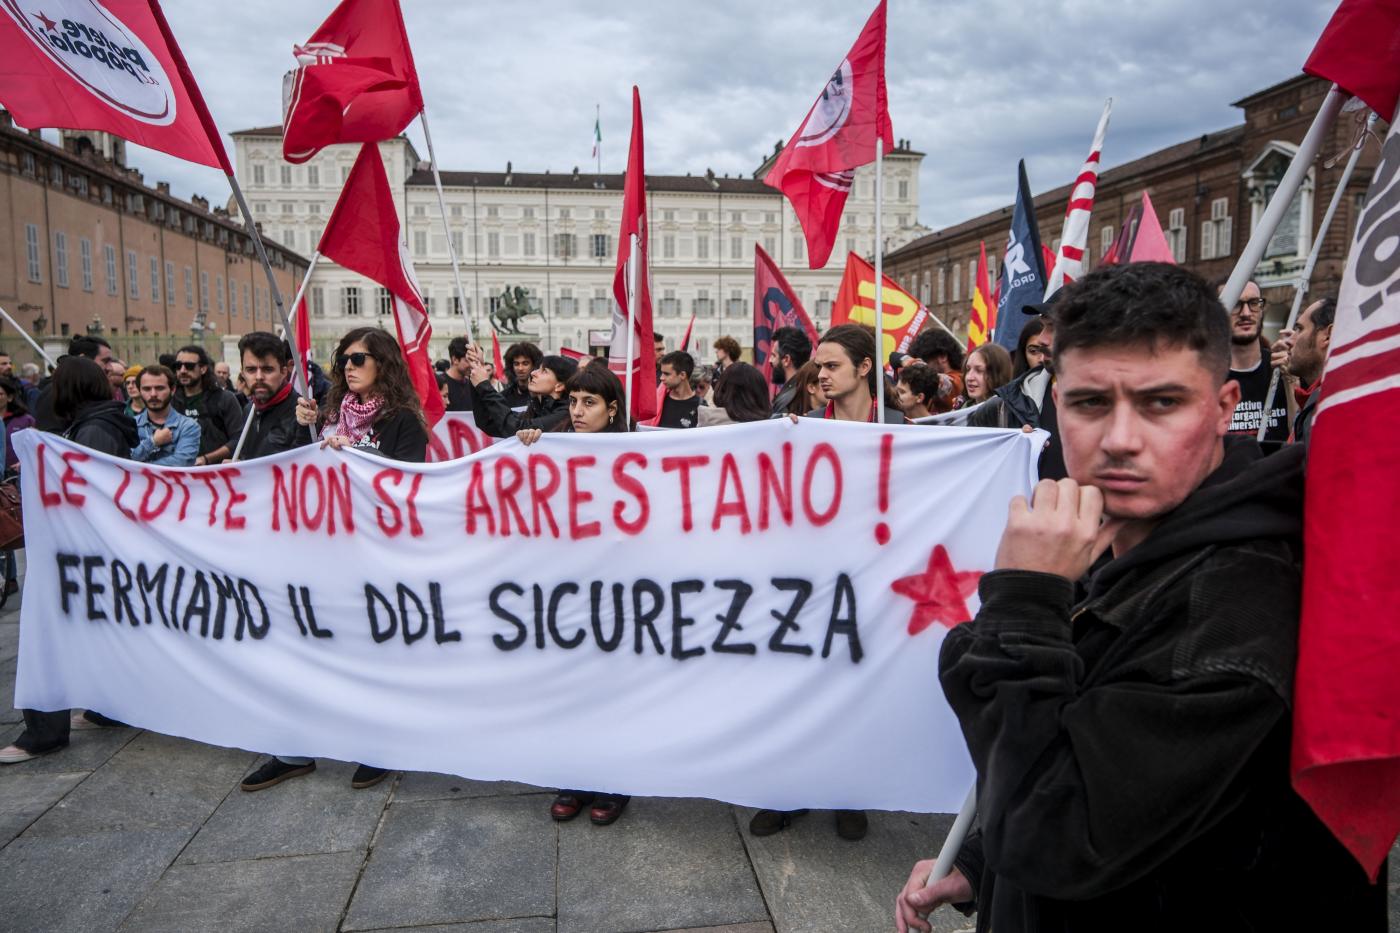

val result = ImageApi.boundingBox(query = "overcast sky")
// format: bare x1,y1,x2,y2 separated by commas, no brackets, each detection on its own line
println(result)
91,0,1339,231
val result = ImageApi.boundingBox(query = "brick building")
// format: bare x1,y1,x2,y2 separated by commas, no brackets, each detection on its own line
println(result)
0,117,307,367
884,75,1379,339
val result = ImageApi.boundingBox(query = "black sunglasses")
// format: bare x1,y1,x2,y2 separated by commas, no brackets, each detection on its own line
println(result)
174,360,200,371
335,351,376,371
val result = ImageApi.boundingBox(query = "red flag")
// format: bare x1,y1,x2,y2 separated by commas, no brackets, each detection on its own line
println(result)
608,86,658,422
317,143,443,427
491,329,505,383
753,244,819,383
1291,113,1400,881
1128,191,1176,264
558,346,587,361
281,0,423,164
295,291,312,390
1304,0,1400,121
680,314,696,353
0,0,231,170
763,1,893,269
832,252,927,363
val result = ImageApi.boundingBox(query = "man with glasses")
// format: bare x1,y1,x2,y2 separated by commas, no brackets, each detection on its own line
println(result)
172,345,245,467
1220,280,1288,447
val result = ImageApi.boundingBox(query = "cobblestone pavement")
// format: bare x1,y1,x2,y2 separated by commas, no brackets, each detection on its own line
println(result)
0,574,1393,932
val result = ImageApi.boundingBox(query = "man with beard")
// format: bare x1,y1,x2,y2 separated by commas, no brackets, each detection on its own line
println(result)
895,262,1383,933
1220,280,1288,447
172,345,245,467
235,332,313,461
129,365,200,466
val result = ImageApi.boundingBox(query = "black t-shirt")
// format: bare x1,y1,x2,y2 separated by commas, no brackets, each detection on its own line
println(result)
658,394,701,429
1226,357,1288,446
444,374,474,412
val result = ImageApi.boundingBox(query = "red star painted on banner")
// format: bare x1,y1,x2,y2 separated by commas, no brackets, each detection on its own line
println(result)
890,545,983,636
33,11,58,33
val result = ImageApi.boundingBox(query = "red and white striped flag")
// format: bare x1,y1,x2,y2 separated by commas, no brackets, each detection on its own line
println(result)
1291,94,1400,881
1044,99,1111,299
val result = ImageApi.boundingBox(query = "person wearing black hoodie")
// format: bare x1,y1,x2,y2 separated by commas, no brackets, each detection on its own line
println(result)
234,331,313,461
466,349,575,437
895,263,1384,932
0,357,137,764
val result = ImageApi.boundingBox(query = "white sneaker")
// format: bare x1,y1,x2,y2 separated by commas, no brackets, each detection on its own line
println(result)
0,744,38,764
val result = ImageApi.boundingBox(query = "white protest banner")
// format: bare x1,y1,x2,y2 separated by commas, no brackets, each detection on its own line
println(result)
426,410,495,461
13,421,1039,812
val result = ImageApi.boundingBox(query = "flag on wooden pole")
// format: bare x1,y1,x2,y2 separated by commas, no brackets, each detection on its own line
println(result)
608,87,658,422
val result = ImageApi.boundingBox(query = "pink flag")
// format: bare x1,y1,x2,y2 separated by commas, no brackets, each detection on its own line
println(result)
1128,192,1176,264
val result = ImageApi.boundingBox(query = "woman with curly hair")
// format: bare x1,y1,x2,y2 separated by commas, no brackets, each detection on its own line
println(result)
293,326,429,461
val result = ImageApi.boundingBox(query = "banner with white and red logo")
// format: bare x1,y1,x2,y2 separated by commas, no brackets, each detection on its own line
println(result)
13,422,1040,811
0,0,231,170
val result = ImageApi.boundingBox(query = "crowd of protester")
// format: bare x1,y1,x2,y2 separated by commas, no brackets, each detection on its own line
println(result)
0,260,1383,929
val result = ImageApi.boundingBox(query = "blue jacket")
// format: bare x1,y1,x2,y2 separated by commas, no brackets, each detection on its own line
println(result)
131,407,201,466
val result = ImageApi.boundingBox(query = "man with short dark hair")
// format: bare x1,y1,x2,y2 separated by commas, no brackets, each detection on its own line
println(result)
0,353,13,378
236,331,313,461
130,366,200,466
173,345,244,466
34,335,112,432
1220,279,1288,447
768,325,813,416
1272,297,1335,447
896,262,1383,932
443,336,476,411
807,324,902,425
503,341,542,410
908,329,965,374
656,350,700,428
894,363,947,421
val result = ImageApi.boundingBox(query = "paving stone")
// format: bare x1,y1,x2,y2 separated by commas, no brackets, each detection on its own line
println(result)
0,828,188,933
24,731,253,837
0,656,20,723
0,718,136,772
656,924,774,933
178,759,393,864
0,621,18,664
558,798,767,933
394,770,548,803
357,923,555,933
0,769,85,845
343,795,555,930
739,808,972,933
118,851,362,933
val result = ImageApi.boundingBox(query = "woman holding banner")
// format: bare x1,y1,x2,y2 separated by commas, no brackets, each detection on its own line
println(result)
0,358,136,764
518,363,632,824
239,328,428,793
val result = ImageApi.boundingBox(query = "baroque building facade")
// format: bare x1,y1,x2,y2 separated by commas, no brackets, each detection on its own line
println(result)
230,126,928,359
884,75,1379,339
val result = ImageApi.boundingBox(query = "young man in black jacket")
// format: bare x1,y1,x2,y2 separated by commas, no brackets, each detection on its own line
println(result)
173,345,244,466
896,262,1384,932
234,332,314,461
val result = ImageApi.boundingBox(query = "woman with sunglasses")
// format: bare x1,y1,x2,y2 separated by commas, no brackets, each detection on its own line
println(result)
240,329,428,793
517,363,632,826
293,327,428,462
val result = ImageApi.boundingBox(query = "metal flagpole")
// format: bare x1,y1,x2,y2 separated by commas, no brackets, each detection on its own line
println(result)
267,251,321,446
874,137,885,418
276,252,320,339
596,103,602,176
625,233,639,415
419,109,474,344
1218,85,1346,313
1256,112,1374,443
0,305,57,368
924,785,977,890
226,171,311,402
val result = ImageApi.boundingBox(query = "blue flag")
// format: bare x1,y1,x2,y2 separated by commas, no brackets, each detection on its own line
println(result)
992,160,1047,354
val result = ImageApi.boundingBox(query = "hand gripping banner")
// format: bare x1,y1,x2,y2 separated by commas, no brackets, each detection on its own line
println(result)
13,421,1040,812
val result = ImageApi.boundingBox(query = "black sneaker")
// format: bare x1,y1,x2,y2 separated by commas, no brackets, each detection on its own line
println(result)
350,764,391,789
749,809,808,836
834,809,868,841
240,758,316,792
